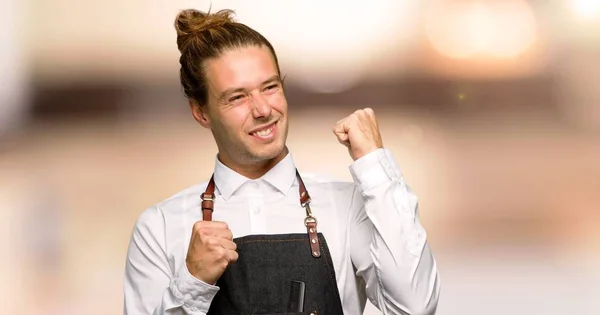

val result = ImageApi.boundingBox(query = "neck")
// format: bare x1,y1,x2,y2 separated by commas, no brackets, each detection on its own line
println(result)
218,147,289,179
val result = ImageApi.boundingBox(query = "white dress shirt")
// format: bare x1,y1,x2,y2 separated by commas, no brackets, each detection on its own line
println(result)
124,148,440,315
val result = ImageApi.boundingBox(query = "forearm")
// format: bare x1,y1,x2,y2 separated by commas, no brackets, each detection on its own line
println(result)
124,207,219,315
363,182,439,314
124,265,219,315
350,149,440,314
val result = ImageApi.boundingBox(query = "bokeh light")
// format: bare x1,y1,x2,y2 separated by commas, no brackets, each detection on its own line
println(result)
425,0,537,59
234,0,417,93
572,0,600,20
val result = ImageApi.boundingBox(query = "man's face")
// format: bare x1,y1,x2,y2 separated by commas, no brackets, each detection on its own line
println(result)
197,45,288,167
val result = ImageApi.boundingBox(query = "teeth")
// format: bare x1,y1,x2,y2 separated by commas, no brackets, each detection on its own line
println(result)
253,125,273,137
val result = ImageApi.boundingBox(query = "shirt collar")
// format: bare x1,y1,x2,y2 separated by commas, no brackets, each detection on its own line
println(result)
213,151,297,200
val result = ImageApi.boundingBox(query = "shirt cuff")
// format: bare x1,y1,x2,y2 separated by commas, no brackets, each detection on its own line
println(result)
349,148,403,191
170,264,220,314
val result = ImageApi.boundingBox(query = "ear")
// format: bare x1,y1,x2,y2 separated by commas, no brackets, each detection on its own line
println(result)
190,100,211,129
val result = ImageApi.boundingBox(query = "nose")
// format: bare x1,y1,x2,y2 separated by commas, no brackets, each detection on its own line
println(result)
251,93,272,119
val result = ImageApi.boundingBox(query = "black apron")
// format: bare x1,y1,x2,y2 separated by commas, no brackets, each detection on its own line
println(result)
201,170,344,315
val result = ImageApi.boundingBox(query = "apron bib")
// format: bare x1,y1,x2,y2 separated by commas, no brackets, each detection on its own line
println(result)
200,170,344,315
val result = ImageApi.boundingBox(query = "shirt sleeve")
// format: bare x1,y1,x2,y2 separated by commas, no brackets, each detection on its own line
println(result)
348,148,441,315
123,207,220,315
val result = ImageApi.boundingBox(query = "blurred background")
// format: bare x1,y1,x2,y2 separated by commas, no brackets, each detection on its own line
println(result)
1,0,599,314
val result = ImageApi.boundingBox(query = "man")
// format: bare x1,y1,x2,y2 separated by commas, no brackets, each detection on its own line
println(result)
124,8,440,315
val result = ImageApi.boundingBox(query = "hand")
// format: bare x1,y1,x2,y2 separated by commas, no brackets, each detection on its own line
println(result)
333,108,384,161
185,221,238,285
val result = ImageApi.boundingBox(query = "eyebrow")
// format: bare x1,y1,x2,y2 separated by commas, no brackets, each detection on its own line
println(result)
217,75,282,103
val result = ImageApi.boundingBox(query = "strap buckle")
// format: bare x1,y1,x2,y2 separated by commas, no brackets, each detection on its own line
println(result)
201,193,215,201
304,215,317,227
301,197,311,209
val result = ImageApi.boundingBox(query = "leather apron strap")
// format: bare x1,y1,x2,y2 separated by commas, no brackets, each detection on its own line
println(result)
201,175,216,221
201,170,322,258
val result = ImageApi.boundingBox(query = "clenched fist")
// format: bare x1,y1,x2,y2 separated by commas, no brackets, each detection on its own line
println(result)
186,221,238,285
333,108,384,161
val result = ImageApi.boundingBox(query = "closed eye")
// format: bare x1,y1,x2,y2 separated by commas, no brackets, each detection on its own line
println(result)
228,94,246,103
263,84,280,92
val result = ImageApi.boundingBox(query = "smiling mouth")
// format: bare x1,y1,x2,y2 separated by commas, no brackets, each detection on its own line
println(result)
249,121,277,139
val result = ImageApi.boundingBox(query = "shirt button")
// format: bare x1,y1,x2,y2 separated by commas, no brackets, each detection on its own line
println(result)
253,205,261,214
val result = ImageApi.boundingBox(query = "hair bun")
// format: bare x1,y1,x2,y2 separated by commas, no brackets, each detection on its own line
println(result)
175,9,236,51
